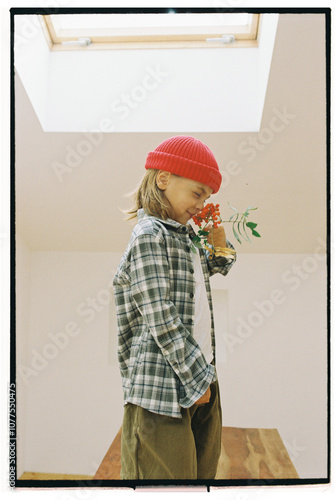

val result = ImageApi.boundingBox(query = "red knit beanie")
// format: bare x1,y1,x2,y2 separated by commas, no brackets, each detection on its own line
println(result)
145,136,222,194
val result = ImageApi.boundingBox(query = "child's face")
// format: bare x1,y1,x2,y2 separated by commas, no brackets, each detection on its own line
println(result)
157,172,213,225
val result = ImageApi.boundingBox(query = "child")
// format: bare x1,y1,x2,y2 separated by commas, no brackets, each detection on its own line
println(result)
113,136,236,480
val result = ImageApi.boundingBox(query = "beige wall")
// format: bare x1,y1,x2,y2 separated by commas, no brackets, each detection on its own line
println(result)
15,235,31,479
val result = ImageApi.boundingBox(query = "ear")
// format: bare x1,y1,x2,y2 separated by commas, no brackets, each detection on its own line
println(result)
156,170,171,190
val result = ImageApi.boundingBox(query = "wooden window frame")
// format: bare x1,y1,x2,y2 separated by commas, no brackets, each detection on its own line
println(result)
39,12,260,51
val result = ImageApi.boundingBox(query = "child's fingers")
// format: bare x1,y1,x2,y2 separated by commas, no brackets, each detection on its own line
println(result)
194,386,211,405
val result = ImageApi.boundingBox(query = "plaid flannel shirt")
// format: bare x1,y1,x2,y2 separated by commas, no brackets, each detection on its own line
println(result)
113,209,236,418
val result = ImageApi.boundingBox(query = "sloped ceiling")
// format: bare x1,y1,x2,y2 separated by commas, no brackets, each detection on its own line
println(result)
14,13,278,133
15,13,327,253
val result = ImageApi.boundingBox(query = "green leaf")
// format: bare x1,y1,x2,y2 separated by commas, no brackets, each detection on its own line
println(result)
251,229,261,238
199,230,209,237
242,219,251,242
238,218,247,241
246,221,258,230
228,202,238,212
232,222,242,244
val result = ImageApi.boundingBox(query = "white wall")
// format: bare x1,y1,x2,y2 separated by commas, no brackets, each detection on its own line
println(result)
14,13,278,132
16,245,327,478
16,249,124,475
212,252,328,479
14,15,50,130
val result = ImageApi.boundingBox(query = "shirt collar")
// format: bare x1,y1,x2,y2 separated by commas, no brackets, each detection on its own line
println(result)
137,208,196,237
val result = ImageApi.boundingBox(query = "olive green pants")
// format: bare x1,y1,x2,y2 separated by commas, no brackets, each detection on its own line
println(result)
120,379,222,480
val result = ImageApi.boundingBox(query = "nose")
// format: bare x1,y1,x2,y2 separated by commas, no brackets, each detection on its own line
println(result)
195,199,205,211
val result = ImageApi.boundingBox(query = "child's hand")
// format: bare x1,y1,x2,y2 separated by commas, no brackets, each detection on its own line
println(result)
194,386,211,405
207,225,227,249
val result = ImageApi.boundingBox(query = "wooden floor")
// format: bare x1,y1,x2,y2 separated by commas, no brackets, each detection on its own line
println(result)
19,472,94,480
19,426,299,481
216,427,299,479
94,426,299,480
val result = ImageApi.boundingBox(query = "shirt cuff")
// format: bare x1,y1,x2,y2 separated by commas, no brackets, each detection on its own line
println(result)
178,363,216,408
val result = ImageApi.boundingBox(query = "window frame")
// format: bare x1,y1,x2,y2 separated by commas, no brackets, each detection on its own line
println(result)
39,12,261,51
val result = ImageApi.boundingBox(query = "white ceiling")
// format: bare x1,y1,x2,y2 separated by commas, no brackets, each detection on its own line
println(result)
15,13,327,254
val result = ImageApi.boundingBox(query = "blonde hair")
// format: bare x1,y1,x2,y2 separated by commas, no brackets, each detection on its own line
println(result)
124,169,172,221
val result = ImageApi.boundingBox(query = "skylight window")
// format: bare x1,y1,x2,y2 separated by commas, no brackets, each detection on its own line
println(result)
40,12,260,50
